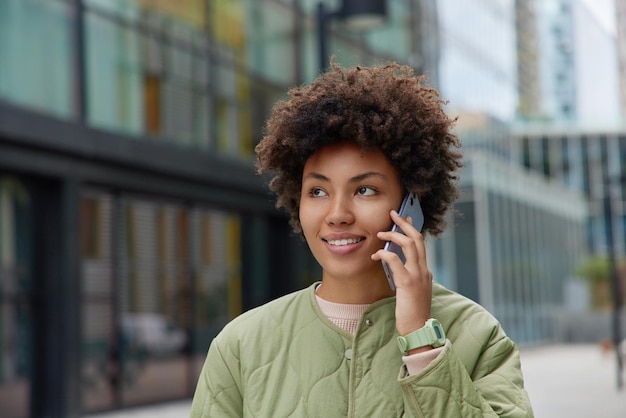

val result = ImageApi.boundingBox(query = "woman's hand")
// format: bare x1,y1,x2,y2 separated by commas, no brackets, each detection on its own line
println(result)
372,210,433,341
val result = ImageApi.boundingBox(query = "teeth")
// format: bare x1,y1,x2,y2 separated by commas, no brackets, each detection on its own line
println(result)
327,238,360,246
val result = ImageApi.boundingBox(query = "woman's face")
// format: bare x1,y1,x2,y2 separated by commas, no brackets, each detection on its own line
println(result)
300,141,404,283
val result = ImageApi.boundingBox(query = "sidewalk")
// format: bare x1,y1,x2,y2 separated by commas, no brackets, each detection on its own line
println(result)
85,399,191,418
521,343,626,417
87,344,626,417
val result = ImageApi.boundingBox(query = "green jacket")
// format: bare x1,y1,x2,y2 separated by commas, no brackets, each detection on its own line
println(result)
190,282,533,417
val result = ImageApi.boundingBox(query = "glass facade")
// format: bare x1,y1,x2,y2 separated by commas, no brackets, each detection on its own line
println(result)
514,131,626,259
1,2,407,414
298,0,418,83
0,0,421,161
436,0,518,122
80,191,241,412
0,0,74,118
431,152,588,344
0,176,34,418
536,0,577,121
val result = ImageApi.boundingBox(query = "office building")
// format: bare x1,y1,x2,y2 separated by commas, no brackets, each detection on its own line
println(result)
435,0,518,122
0,0,421,416
512,127,626,257
431,151,588,344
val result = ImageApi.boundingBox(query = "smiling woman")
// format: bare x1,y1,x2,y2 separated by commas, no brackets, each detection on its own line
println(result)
189,62,535,417
299,141,403,303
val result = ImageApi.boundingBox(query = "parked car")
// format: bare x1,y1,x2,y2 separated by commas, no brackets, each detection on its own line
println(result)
120,313,187,357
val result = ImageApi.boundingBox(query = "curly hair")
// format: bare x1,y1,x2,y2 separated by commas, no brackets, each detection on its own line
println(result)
256,61,463,237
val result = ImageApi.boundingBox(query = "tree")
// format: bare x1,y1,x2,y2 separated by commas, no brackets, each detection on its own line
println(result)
575,255,626,310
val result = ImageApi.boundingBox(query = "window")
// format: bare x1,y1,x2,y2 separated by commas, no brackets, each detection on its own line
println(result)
0,0,73,118
0,176,34,418
80,192,243,412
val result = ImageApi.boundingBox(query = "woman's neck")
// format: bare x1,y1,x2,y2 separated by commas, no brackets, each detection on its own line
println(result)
316,277,394,304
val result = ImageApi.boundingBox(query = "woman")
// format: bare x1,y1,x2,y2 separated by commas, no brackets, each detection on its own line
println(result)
190,62,534,417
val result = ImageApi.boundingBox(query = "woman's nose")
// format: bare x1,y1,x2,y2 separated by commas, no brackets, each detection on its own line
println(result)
325,196,355,225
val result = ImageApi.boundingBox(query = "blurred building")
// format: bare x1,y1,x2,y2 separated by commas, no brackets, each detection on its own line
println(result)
512,127,626,257
516,0,621,125
421,0,590,344
0,0,595,417
434,0,518,122
516,0,542,120
0,0,424,416
432,151,588,344
536,0,578,122
510,0,625,257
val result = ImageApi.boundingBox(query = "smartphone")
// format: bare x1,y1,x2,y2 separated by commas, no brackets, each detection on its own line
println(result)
382,192,424,291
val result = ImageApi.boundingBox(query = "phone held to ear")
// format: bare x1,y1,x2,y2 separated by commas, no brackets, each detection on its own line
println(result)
382,192,424,291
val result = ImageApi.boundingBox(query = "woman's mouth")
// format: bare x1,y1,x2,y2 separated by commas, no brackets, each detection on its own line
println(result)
325,238,363,246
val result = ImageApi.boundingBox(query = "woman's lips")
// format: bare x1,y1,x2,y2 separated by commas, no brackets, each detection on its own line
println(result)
322,237,365,254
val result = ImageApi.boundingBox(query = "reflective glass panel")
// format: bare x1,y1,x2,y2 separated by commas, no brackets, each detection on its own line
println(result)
0,176,34,418
80,192,242,412
0,0,73,118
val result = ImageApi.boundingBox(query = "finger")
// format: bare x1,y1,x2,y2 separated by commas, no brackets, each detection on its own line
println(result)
389,210,429,268
409,231,428,273
372,248,412,287
390,210,418,236
383,222,424,273
372,247,404,266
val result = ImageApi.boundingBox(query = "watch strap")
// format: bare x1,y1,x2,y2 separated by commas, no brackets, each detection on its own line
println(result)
397,318,446,354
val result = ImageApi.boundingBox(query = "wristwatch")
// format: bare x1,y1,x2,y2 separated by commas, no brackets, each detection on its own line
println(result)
397,318,446,354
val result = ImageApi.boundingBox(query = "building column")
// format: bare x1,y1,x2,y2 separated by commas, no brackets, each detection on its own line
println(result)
32,177,82,418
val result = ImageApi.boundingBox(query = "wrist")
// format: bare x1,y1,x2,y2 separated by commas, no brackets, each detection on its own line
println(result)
396,317,430,337
406,346,435,355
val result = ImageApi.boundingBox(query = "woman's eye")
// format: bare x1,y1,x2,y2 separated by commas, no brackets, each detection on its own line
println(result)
311,188,327,197
357,186,376,196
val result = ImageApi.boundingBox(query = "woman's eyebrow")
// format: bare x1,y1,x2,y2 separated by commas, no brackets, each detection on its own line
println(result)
302,172,329,182
350,172,386,182
302,171,386,182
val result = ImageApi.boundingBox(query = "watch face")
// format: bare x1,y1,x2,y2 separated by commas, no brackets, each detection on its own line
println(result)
430,319,446,347
434,325,444,340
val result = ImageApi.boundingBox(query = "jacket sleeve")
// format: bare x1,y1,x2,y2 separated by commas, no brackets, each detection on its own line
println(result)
190,337,244,418
398,338,534,418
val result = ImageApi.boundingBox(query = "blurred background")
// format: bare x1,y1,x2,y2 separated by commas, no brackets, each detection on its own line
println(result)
0,0,625,416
